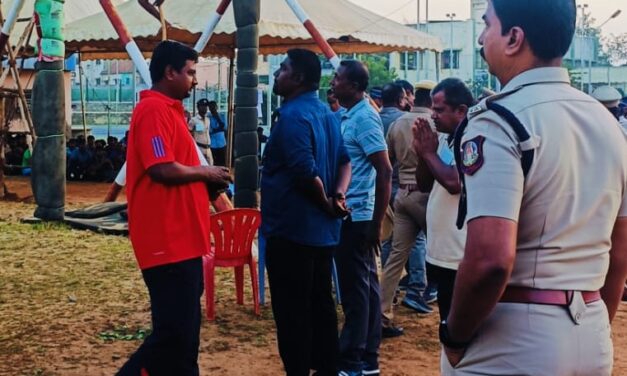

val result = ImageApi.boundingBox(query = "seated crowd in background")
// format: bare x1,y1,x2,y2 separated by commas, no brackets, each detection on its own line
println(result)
3,133,32,176
66,134,126,182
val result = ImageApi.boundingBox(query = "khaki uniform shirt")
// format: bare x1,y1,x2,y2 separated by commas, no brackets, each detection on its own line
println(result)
386,107,434,185
460,67,627,291
188,114,214,165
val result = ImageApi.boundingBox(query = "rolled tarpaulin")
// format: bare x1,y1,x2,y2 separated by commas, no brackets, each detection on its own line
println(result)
232,0,260,208
32,60,66,220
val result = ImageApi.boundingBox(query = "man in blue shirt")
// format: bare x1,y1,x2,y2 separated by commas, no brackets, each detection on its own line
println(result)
208,100,227,166
331,60,392,376
261,48,351,376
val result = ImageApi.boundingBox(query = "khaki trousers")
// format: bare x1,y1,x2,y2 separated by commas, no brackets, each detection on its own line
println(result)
441,298,613,376
380,188,429,325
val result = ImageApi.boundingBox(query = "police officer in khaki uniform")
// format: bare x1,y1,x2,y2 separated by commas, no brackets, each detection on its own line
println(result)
439,1,627,375
188,98,214,165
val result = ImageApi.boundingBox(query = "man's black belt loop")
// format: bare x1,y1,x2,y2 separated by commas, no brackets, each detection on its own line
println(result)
453,102,535,230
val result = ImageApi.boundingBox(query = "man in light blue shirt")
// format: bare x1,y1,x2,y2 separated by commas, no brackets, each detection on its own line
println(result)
331,60,392,376
208,100,227,166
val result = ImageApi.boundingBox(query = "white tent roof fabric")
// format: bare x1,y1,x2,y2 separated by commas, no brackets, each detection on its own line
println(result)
1,0,125,47
63,0,442,59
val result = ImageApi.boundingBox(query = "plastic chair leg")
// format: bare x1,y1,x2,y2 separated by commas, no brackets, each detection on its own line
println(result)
203,255,216,320
249,259,260,316
258,232,266,305
332,257,341,305
235,265,244,305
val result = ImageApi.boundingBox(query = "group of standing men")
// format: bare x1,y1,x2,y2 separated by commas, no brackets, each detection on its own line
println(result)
261,0,627,376
115,0,626,375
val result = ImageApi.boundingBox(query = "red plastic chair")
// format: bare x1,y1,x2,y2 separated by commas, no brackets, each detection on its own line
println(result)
203,208,261,320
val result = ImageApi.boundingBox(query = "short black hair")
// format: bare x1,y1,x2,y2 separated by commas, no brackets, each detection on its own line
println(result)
395,80,414,94
492,0,576,60
414,89,432,108
286,48,321,90
150,40,198,84
340,60,369,92
432,78,475,108
381,83,405,107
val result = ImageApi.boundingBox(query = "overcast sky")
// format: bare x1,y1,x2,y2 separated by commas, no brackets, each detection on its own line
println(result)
350,0,625,38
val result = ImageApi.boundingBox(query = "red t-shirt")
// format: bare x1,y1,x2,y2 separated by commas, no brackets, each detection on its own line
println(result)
126,90,210,270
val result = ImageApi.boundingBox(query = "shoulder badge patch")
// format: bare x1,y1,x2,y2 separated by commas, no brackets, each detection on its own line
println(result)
460,136,485,175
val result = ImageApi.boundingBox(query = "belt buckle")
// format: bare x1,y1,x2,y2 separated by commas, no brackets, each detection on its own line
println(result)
566,291,586,325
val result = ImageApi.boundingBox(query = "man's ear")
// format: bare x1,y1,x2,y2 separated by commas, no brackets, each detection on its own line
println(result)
504,26,525,57
163,65,175,81
457,104,469,118
292,71,305,86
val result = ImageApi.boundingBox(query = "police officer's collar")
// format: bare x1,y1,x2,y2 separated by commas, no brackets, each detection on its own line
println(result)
501,67,570,93
467,68,570,120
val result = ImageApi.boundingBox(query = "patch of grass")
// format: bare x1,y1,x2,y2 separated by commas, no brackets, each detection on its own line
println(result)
98,326,152,342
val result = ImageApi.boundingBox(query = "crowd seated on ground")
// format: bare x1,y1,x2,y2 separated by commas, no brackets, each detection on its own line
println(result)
66,134,126,182
3,132,126,182
3,133,32,176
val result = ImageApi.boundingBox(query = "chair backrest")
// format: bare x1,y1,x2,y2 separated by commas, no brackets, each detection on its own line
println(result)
209,208,261,260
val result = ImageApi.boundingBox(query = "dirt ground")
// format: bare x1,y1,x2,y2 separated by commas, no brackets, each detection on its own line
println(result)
1,176,627,376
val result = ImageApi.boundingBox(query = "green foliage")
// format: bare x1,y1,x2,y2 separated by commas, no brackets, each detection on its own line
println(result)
361,54,398,88
318,54,398,95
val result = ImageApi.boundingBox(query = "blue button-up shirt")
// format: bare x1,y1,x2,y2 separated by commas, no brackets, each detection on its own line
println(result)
342,98,388,222
261,91,350,247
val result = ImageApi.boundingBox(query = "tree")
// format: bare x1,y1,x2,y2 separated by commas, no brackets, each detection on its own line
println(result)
603,33,627,66
360,54,398,88
318,54,398,94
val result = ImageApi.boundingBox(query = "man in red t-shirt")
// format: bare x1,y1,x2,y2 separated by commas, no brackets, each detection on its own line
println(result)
117,40,231,376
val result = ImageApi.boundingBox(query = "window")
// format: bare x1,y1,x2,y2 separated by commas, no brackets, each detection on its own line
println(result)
400,52,417,70
442,50,460,70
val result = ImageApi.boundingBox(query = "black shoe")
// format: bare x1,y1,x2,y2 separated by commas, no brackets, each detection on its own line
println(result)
401,296,433,314
382,325,404,338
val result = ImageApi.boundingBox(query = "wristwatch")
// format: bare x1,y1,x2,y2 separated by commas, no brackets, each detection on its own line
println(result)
439,320,472,349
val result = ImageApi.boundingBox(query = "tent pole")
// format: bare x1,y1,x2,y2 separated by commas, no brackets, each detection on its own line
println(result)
0,0,25,59
0,17,34,88
194,0,232,53
225,56,235,168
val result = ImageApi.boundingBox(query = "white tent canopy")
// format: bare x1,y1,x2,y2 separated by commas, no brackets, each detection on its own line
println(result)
64,0,443,59
1,0,125,48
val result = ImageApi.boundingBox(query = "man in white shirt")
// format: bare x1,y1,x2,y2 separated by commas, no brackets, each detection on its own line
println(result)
413,78,474,321
188,98,214,165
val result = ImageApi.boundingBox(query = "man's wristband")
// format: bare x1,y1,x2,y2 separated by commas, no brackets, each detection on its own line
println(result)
439,320,472,349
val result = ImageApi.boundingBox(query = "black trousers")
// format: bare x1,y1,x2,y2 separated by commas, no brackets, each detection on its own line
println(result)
117,257,204,376
426,262,457,321
334,219,381,372
211,147,226,166
265,236,339,376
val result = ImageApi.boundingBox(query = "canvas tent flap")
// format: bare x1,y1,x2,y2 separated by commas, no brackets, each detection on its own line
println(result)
64,0,442,59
